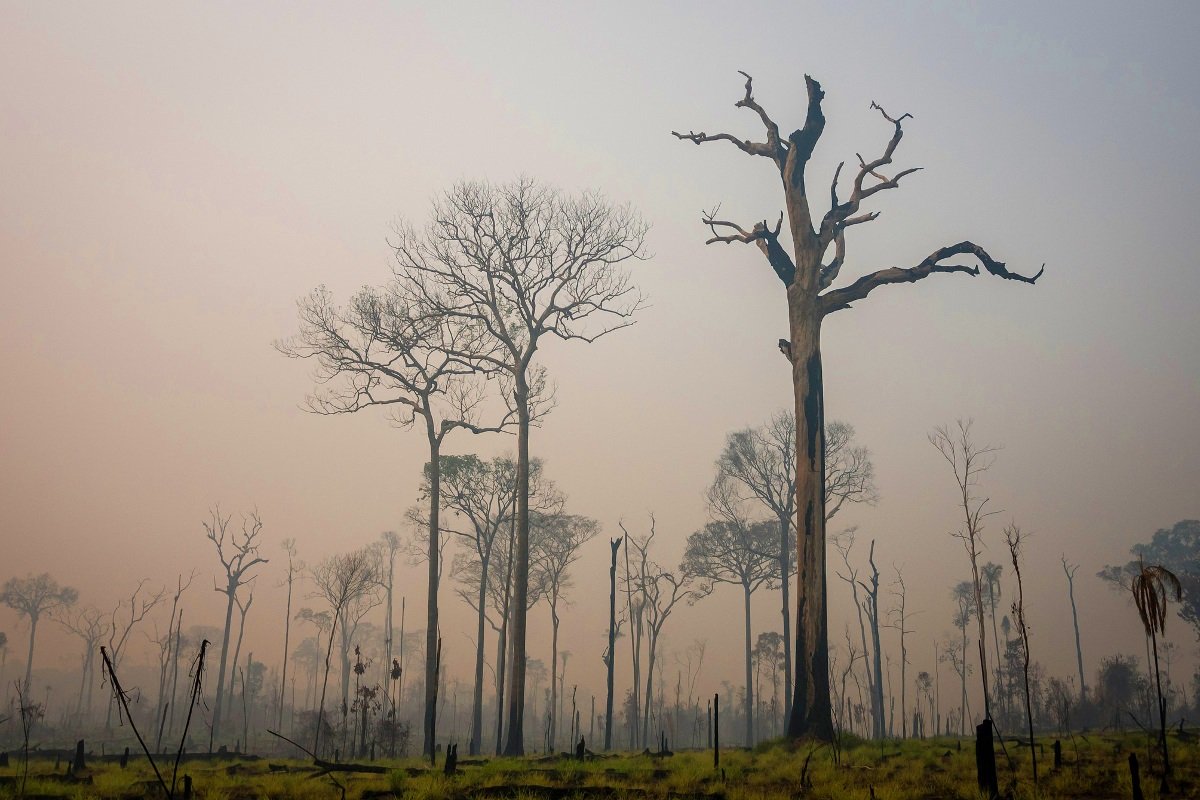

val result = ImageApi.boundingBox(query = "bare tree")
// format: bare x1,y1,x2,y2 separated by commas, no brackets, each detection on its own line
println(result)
533,512,599,751
225,586,254,717
682,496,778,746
278,539,301,729
930,420,1000,725
833,529,878,738
888,566,918,738
2,573,77,694
204,507,267,749
1061,555,1087,702
623,515,707,747
308,548,380,757
857,540,885,740
715,412,876,723
673,72,1041,739
946,581,975,734
604,536,623,751
151,571,195,747
1004,524,1037,785
390,178,648,754
278,276,514,758
57,605,109,722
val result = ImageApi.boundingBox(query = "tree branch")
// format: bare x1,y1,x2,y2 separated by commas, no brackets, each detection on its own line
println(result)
671,71,787,165
820,241,1044,314
700,208,796,285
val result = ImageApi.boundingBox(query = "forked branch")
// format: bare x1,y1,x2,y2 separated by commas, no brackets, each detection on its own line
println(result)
700,208,796,285
820,241,1044,314
672,71,787,164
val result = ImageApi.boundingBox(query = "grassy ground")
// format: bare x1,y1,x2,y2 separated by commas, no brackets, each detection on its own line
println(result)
1,731,1195,799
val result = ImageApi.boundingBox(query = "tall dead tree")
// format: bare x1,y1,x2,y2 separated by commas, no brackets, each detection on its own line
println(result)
1061,555,1086,702
673,73,1041,739
104,578,166,729
278,282,512,758
204,507,267,750
57,605,109,722
931,421,1000,725
278,539,301,730
390,179,648,755
604,536,622,750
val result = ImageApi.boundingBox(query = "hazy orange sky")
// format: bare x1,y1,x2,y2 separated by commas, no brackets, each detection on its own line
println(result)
2,1,1198,721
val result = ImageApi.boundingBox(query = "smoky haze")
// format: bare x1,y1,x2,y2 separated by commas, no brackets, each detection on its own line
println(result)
1,1,1198,745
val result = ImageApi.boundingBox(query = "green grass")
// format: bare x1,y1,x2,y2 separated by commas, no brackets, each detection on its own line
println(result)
1,731,1195,799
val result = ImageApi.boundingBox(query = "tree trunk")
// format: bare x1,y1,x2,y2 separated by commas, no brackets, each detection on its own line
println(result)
280,569,294,730
778,513,793,725
211,585,236,751
605,537,620,750
642,634,657,748
786,293,831,740
424,431,442,758
550,597,559,752
1065,566,1086,701
743,583,754,747
22,614,38,694
503,377,531,756
469,557,488,755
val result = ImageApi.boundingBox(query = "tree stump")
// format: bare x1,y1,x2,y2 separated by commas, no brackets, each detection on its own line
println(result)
119,747,129,768
974,722,998,800
1053,740,1062,770
1129,753,1143,800
73,740,86,773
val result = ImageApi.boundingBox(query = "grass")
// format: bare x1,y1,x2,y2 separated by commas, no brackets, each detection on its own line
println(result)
1,730,1196,799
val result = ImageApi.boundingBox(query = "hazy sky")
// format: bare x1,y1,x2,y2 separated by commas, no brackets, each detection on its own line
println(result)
2,1,1199,716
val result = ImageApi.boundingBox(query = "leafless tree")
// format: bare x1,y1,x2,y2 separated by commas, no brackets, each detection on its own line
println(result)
204,506,267,749
1004,524,1037,785
390,178,648,754
278,538,301,730
674,72,1041,739
102,577,166,728
1061,555,1087,702
714,412,876,723
683,485,778,747
56,604,109,722
888,566,918,738
278,274,514,758
2,573,77,694
857,540,885,740
622,515,707,747
308,547,380,757
930,420,1000,725
833,529,878,738
151,570,196,747
533,512,599,751
946,580,975,734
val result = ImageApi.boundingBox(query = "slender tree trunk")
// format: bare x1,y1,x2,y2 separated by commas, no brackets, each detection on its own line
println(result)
642,634,657,748
470,558,489,755
743,583,754,747
424,430,442,758
228,599,251,717
778,513,793,725
550,597,559,751
787,301,832,740
22,614,38,693
279,570,294,730
211,586,236,751
605,537,620,750
503,377,531,756
1064,562,1086,701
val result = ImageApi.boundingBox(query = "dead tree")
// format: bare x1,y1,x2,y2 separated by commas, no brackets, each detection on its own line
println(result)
673,72,1041,739
204,507,267,750
833,529,877,738
1,573,78,693
278,281,513,758
604,536,622,751
930,420,1000,725
1004,524,1037,785
225,586,254,717
624,515,707,747
857,540,885,741
56,605,109,723
888,567,918,738
1061,555,1087,702
105,578,167,729
390,178,648,755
